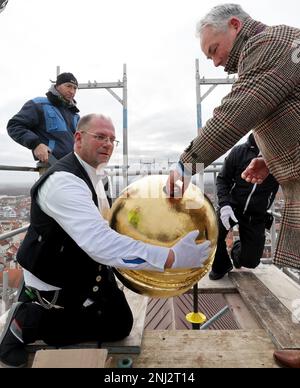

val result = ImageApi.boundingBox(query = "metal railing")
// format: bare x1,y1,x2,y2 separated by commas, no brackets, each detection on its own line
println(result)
0,225,29,240
0,164,38,172
0,193,285,263
1,162,294,303
0,161,278,248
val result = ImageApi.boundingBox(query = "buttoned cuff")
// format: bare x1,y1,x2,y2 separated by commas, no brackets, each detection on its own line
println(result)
143,244,170,272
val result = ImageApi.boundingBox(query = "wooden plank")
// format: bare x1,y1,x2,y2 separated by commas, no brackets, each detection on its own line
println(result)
253,264,300,313
123,330,277,368
32,349,108,368
230,272,300,349
224,294,261,330
282,268,300,285
194,272,237,294
102,287,148,354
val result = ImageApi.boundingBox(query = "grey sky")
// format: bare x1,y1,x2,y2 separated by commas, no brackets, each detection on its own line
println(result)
0,0,299,185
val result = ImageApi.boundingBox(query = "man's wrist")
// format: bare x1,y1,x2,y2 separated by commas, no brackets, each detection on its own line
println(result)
220,203,231,210
165,250,175,269
32,140,43,151
177,161,192,177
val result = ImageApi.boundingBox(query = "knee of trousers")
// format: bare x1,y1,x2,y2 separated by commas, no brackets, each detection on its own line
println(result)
121,308,134,337
240,254,261,269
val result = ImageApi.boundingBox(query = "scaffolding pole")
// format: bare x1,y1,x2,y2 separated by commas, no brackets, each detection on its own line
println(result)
195,59,236,203
195,59,235,134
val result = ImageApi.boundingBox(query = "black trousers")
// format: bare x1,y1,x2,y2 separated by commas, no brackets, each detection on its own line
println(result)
211,210,266,274
21,281,133,347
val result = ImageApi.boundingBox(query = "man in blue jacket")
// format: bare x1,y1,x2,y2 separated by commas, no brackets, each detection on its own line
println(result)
7,72,80,165
209,133,279,280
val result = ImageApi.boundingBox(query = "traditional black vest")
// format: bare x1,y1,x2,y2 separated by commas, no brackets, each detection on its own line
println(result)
17,152,115,304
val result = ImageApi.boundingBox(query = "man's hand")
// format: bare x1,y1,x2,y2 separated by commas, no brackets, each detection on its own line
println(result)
169,230,211,269
166,163,191,198
241,158,269,185
220,206,238,230
33,144,51,163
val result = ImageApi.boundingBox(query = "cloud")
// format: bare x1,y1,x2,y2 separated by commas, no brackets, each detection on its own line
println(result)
0,0,299,186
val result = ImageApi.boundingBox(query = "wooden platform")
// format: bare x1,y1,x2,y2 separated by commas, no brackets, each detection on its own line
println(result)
32,349,108,368
230,271,300,349
110,329,278,368
109,265,299,368
1,264,300,368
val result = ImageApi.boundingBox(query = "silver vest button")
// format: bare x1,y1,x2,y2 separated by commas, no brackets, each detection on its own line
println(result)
96,276,102,283
93,286,99,293
98,265,102,271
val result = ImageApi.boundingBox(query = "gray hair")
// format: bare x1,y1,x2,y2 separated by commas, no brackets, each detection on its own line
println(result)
196,4,250,36
76,113,114,132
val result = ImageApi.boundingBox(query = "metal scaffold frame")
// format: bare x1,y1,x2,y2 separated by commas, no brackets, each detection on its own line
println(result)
195,58,236,205
195,58,236,132
56,64,129,187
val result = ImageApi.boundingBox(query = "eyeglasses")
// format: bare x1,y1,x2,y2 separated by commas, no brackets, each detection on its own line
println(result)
80,131,119,147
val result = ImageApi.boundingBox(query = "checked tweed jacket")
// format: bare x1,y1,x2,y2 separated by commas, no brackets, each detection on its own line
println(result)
180,18,300,269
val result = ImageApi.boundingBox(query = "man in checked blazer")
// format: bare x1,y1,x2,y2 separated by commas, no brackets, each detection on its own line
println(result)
166,4,300,367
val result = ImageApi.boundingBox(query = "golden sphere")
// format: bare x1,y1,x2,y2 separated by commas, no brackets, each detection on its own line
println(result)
109,175,218,297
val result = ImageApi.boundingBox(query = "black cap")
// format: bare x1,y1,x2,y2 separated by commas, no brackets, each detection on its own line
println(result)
56,72,78,87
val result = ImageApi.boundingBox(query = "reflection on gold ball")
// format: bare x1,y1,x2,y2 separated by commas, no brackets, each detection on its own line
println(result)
109,175,218,297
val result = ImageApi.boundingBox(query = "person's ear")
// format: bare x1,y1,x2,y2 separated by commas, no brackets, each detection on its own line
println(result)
74,131,82,147
229,17,242,32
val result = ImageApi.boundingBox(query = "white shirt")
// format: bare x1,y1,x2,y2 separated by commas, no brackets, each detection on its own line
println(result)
24,154,169,291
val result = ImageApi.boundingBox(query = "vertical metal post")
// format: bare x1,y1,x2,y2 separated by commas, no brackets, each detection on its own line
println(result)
213,170,218,206
192,283,200,330
2,270,9,312
195,59,202,134
123,64,128,188
270,204,277,257
56,66,61,76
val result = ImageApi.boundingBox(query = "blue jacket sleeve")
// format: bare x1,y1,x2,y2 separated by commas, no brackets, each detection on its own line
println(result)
7,100,42,150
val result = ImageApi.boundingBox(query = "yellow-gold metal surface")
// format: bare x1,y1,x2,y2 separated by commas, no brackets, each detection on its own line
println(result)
109,175,218,297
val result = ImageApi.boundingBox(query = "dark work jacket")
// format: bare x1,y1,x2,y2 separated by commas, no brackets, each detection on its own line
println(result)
7,91,80,160
217,134,279,218
17,153,115,307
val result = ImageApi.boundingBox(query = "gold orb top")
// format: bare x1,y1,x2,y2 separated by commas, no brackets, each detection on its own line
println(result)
109,175,218,297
